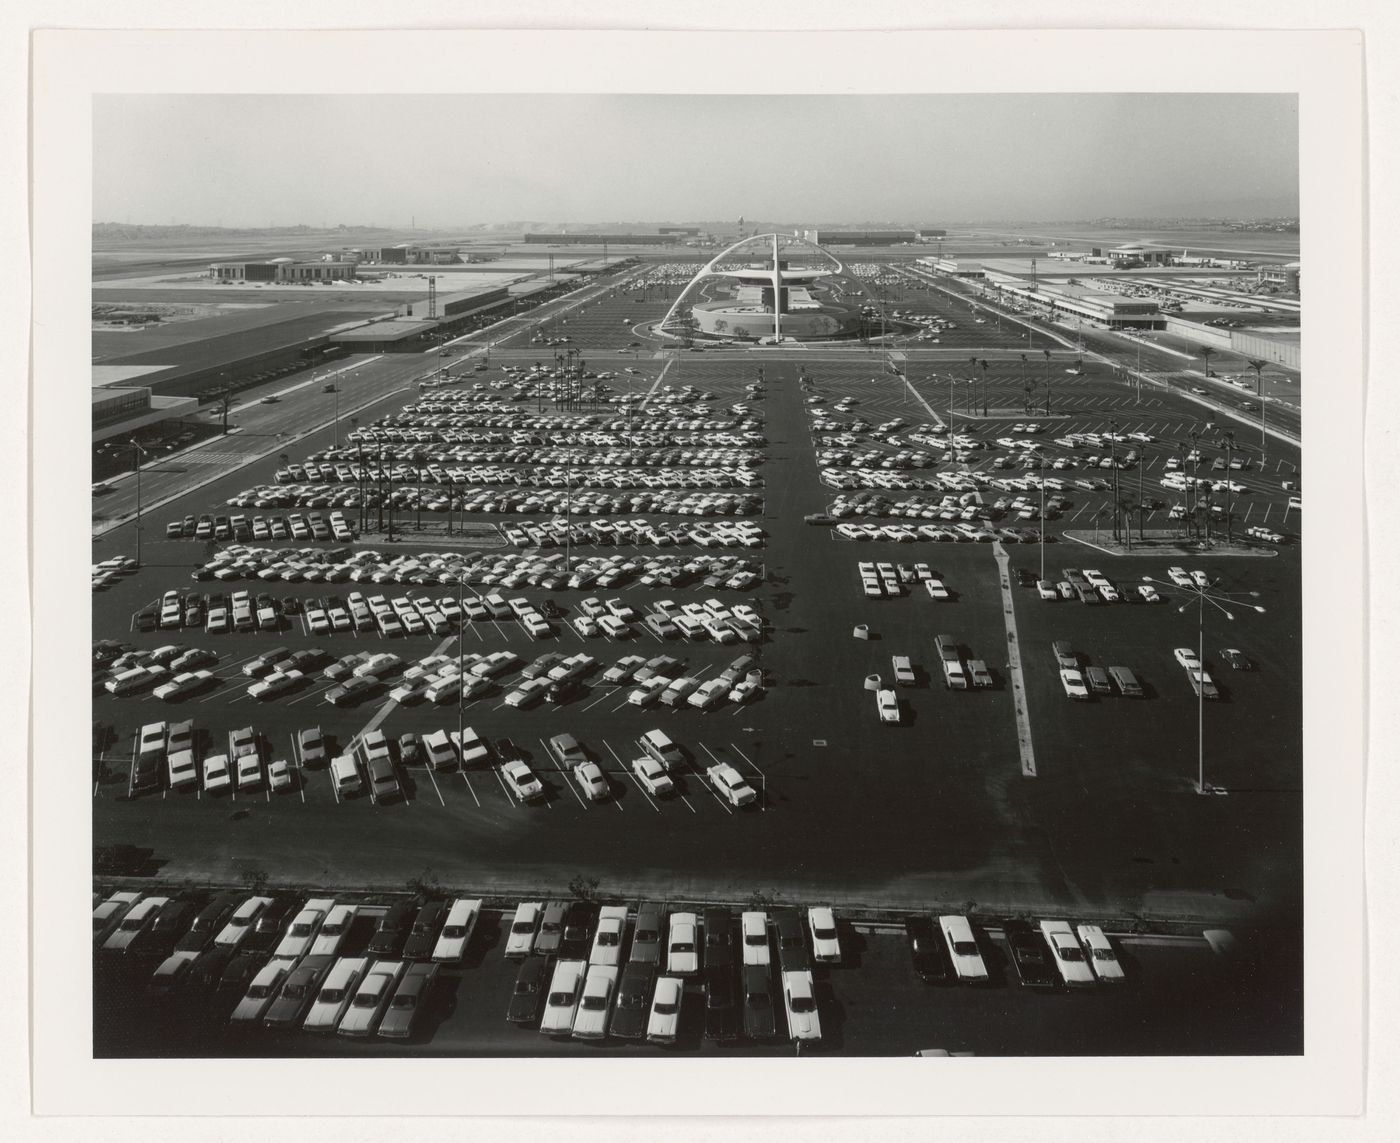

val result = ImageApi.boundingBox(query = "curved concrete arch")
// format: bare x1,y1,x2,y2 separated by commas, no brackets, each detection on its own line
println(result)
658,233,879,344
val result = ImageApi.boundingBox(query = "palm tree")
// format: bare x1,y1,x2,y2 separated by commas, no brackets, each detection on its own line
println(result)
1199,346,1217,381
1092,507,1107,546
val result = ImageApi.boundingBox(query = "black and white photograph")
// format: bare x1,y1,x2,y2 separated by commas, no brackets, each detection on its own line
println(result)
18,15,1379,1131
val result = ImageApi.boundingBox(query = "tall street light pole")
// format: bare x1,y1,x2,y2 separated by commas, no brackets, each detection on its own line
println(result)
131,439,148,567
1143,575,1265,794
1247,358,1268,465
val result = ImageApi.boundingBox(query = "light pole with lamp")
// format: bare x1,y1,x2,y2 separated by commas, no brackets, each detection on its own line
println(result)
130,439,148,567
1143,574,1264,794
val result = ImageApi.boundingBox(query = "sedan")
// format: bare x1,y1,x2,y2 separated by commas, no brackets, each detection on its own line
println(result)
1173,647,1203,671
502,760,546,802
378,963,440,1039
903,916,953,985
740,911,771,968
1076,923,1126,983
1219,647,1254,671
646,976,684,1045
1039,919,1096,987
506,955,550,1025
573,761,609,802
153,670,214,702
666,912,699,977
630,757,675,797
807,907,841,964
687,678,729,710
609,962,656,1040
1137,584,1161,603
1059,669,1089,700
626,677,669,707
741,964,778,1040
1004,920,1058,990
876,688,901,724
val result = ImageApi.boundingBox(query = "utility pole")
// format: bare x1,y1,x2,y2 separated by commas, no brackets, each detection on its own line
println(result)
131,440,148,567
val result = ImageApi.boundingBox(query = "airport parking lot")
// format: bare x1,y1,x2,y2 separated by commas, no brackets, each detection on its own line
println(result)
90,259,1303,1056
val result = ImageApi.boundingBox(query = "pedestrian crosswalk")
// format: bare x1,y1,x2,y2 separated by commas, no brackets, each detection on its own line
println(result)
184,452,259,465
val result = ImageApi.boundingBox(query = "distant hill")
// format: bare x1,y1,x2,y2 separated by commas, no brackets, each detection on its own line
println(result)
92,223,460,243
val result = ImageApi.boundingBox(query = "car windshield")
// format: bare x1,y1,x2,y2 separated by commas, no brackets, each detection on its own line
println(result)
392,994,416,1009
1093,948,1115,961
548,991,574,1006
790,996,815,1013
654,1001,677,1015
1060,945,1085,961
954,940,978,957
747,992,770,1007
582,996,605,1010
319,988,343,1003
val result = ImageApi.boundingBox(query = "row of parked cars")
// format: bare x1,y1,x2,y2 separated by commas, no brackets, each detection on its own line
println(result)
189,544,762,595
270,462,763,492
499,517,765,550
165,510,354,544
223,481,764,520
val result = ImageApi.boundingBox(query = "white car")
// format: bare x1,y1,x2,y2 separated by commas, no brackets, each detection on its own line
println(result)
539,959,587,1035
203,754,232,794
938,914,990,983
1075,923,1126,982
706,762,757,807
631,757,675,797
303,956,369,1033
572,964,618,1040
268,759,294,792
781,970,822,1043
503,678,550,708
451,726,492,767
627,677,670,706
503,902,542,958
1039,920,1096,986
167,750,199,790
248,668,304,701
687,678,729,710
1060,669,1090,700
1138,584,1161,603
153,670,213,701
213,896,273,949
646,976,684,1044
1173,647,1203,671
667,913,699,977
573,761,609,802
502,759,546,802
236,754,263,791
728,678,763,704
1190,569,1212,587
230,957,298,1025
573,616,599,638
1036,580,1058,600
309,904,357,958
274,899,336,959
741,911,771,967
807,907,841,964
603,655,647,685
1167,566,1194,588
338,960,406,1037
876,688,901,723
431,898,482,963
590,905,630,967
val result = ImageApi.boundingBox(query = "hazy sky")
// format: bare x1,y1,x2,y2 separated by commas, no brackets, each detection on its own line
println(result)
94,94,1297,227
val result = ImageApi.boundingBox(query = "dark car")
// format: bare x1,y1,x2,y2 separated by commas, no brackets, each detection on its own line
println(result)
127,898,198,959
772,907,811,974
176,892,242,954
904,916,954,985
540,600,564,619
243,896,300,954
1017,568,1038,587
534,901,566,955
741,963,778,1040
401,901,447,961
285,648,330,672
1004,920,1058,990
368,900,420,957
398,733,422,768
135,609,158,632
702,907,735,969
506,955,550,1025
630,904,663,965
263,954,334,1029
546,677,584,704
186,945,235,989
1219,648,1254,671
561,902,597,959
326,676,379,706
217,950,266,994
703,964,741,1042
609,962,656,1040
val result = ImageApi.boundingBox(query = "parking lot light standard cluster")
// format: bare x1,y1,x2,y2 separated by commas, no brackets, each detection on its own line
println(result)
1143,575,1265,795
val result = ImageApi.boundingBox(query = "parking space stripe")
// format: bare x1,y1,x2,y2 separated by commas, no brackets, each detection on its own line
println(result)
457,769,482,807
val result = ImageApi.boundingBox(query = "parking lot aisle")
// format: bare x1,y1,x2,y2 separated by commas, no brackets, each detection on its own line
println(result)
579,690,614,713
991,543,1038,779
